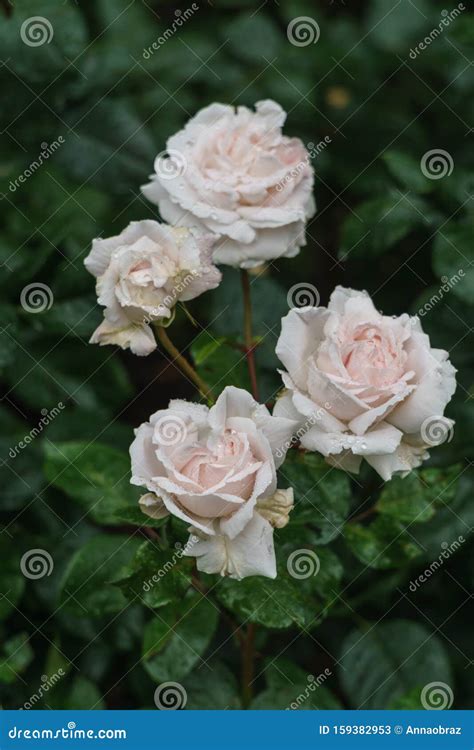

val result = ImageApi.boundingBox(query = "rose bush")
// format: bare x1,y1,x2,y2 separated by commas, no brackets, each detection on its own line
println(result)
274,286,457,480
84,220,221,355
142,100,315,268
130,385,296,579
4,0,471,712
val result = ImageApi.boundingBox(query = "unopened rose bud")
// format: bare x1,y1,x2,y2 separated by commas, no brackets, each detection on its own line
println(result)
257,488,294,529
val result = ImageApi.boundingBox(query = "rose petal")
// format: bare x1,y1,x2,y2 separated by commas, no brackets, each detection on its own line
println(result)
185,512,276,579
276,307,329,390
388,337,456,433
365,441,429,481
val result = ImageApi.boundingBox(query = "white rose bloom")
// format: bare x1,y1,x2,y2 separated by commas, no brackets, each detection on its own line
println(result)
130,386,297,579
84,220,221,356
274,286,456,480
142,100,315,268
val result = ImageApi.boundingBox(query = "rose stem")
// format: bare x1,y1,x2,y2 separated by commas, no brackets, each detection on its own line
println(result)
240,269,259,402
239,270,260,707
241,622,256,708
154,324,214,403
348,506,377,524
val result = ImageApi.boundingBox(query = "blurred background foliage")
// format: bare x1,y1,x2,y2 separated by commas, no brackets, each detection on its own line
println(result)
0,0,473,710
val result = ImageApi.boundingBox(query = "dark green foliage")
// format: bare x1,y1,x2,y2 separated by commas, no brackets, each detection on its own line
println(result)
0,0,472,712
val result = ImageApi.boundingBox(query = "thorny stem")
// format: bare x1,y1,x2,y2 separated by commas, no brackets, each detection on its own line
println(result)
241,622,256,708
240,269,260,402
155,324,214,403
239,271,260,706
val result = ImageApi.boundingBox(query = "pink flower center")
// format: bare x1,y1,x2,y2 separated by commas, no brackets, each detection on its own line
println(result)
340,324,406,389
179,429,258,500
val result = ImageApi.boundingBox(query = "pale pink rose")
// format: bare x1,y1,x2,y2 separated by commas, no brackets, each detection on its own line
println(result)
84,220,221,356
130,386,297,579
142,100,315,268
274,286,456,480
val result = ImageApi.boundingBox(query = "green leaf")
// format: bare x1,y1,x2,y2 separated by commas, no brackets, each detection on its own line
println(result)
47,675,105,710
366,0,432,52
86,0,160,86
252,658,340,710
142,591,219,683
183,661,241,710
190,331,250,392
60,534,141,618
0,0,87,82
345,515,421,570
190,331,227,366
340,190,437,260
389,685,425,709
382,150,433,194
30,297,102,339
5,336,132,415
57,100,155,191
224,13,281,62
376,465,462,524
0,406,45,511
64,677,105,710
410,471,474,558
432,222,473,304
217,528,343,629
113,540,193,609
339,619,452,708
0,533,26,620
44,441,163,527
0,304,18,370
0,633,33,684
279,451,351,544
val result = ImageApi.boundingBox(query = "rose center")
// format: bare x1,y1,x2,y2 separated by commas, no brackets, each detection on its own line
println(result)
179,429,257,499
341,325,405,387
